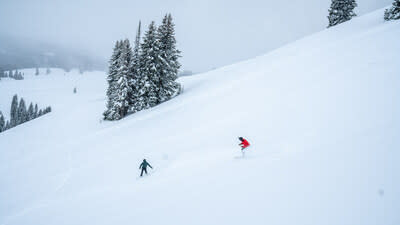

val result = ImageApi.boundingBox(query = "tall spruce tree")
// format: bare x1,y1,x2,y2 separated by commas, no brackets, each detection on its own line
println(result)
0,69,5,78
18,98,28,124
114,39,134,119
104,40,123,120
129,21,142,113
157,14,182,103
0,111,5,132
138,21,161,109
10,94,19,127
34,104,38,118
327,0,357,28
28,103,34,120
385,0,400,20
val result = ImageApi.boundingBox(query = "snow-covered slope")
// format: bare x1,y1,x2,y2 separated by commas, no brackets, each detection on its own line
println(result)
1,8,399,225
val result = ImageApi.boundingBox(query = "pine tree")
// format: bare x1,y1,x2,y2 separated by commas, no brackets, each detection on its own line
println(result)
38,109,43,117
10,94,19,127
34,104,38,118
327,0,357,28
28,103,34,120
14,72,24,80
35,67,39,75
113,39,134,119
104,40,123,120
385,0,400,21
5,121,10,130
18,98,28,124
138,21,161,109
0,69,6,78
157,14,182,103
0,111,5,132
129,21,142,113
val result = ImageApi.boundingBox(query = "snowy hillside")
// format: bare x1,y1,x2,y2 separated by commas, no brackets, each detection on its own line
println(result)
1,8,399,225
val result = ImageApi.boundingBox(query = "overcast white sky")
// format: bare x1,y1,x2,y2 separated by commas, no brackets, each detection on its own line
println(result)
0,0,393,72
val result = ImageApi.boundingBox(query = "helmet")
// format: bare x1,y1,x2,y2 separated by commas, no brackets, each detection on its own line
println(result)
238,137,243,141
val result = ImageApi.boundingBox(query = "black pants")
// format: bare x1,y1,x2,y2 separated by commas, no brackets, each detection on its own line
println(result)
140,168,148,176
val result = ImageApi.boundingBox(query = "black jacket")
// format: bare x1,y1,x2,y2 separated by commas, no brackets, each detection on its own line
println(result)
139,160,153,169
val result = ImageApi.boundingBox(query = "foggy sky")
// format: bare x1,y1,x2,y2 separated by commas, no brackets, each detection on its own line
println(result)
0,0,392,72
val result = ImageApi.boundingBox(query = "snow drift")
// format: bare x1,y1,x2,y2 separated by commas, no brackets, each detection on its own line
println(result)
0,8,399,225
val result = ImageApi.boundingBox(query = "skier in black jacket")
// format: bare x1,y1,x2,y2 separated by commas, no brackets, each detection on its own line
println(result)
139,159,153,177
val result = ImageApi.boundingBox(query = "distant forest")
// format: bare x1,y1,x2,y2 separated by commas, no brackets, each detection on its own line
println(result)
0,35,106,72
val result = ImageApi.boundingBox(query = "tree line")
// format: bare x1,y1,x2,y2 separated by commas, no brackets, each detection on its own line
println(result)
0,67,54,82
327,0,399,28
104,14,182,121
0,69,24,80
0,95,51,133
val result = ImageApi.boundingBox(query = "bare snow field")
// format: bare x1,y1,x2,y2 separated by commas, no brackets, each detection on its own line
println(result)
0,8,399,225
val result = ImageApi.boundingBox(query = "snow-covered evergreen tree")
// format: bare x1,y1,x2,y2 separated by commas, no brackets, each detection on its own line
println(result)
10,94,19,127
113,39,134,119
385,0,400,21
0,111,5,132
104,40,123,120
43,106,52,114
157,14,182,102
14,72,24,80
34,104,38,118
5,121,10,130
327,0,357,28
129,21,142,113
28,103,34,120
104,39,134,120
138,21,161,109
18,98,28,124
0,69,6,78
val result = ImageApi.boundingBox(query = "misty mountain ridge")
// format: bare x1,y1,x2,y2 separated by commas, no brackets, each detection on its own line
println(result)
0,34,106,72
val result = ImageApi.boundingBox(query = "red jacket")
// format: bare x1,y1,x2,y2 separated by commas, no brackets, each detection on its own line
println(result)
240,139,250,148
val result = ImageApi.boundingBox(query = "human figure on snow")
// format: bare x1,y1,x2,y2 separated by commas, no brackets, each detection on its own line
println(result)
238,137,250,156
139,159,153,177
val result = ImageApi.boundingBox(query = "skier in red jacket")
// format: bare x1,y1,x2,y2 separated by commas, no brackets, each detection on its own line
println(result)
238,137,250,156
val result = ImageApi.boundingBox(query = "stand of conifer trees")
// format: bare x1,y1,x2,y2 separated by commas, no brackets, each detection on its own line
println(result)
104,14,182,121
0,94,51,133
